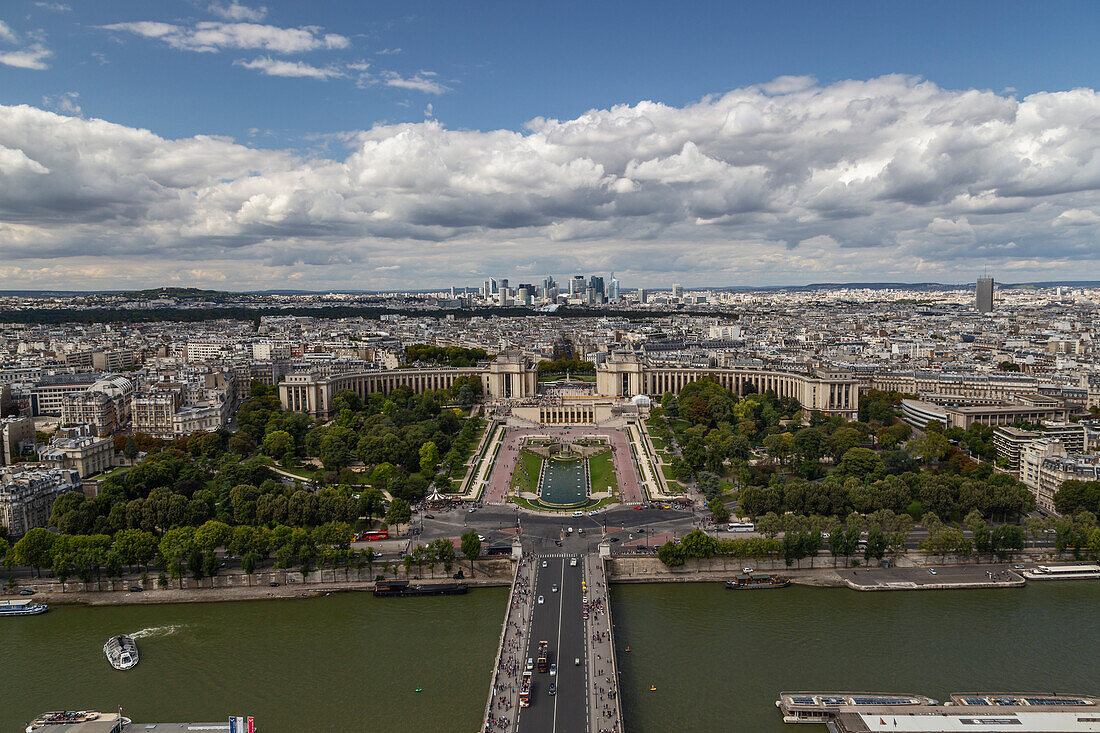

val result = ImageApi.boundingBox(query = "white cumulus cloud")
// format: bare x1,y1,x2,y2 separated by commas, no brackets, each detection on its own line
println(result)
99,20,348,54
235,56,342,79
2,75,1100,289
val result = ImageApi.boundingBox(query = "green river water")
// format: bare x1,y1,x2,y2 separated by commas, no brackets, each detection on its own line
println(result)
3,583,1098,733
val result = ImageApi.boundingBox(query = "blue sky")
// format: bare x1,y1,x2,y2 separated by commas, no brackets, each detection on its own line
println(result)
0,1,1099,289
5,1,1098,144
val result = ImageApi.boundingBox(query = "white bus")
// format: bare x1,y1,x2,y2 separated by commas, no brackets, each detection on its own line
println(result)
728,522,756,532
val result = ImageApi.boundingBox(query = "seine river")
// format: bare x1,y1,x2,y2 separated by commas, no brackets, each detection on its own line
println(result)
4,583,1099,732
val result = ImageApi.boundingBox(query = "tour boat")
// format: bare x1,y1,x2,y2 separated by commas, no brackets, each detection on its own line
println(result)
104,634,140,670
0,599,48,616
26,711,131,732
725,574,791,589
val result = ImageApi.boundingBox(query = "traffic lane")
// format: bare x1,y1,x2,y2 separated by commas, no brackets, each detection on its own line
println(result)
519,557,565,732
554,556,587,732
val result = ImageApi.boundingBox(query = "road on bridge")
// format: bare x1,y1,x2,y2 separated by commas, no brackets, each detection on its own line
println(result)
517,554,588,733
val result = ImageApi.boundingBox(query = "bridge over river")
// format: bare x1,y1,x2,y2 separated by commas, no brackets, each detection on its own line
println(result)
482,549,623,733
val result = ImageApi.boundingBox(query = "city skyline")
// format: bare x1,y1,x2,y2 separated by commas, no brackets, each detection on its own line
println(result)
1,1,1099,290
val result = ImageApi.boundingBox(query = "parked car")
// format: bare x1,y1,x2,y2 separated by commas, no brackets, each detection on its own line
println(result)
18,588,34,596
572,511,583,517
424,514,434,519
269,581,280,587
477,534,487,541
554,539,563,546
928,569,937,575
128,586,143,593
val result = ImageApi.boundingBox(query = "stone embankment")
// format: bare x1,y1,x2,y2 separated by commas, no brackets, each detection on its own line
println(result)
2,557,515,606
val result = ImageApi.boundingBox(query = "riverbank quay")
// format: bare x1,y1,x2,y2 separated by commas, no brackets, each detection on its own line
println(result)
0,560,514,606
840,564,1026,591
604,556,1086,591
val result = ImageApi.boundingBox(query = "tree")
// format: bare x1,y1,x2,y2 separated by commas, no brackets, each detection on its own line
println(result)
793,428,829,463
461,531,482,577
657,540,685,567
262,430,294,462
123,435,140,461
829,427,861,460
194,520,231,556
910,431,950,465
12,528,56,577
419,441,440,476
384,498,412,534
836,447,884,479
708,496,731,523
242,551,258,586
991,524,1025,560
863,527,887,562
158,527,196,589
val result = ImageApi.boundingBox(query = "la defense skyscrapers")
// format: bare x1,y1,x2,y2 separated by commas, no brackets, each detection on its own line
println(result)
976,277,995,313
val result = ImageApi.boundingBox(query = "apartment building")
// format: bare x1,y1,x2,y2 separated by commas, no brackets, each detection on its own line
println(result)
1,416,35,466
993,423,1087,474
0,465,80,536
37,427,114,478
1020,441,1100,514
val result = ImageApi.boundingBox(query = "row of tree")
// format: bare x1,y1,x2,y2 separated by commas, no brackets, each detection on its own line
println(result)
738,471,1036,523
4,518,489,586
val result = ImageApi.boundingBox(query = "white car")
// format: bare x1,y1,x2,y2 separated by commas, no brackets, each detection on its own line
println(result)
742,568,754,574
477,534,487,541
572,511,583,516
570,557,577,567
542,560,548,568
552,583,559,593
550,663,557,676
538,595,545,604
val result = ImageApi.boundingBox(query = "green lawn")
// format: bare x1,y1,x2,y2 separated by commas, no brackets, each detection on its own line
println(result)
511,450,543,492
587,450,618,493
537,373,597,382
649,436,668,450
660,464,680,480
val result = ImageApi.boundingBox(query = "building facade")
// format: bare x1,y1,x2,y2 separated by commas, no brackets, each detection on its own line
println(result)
0,465,80,536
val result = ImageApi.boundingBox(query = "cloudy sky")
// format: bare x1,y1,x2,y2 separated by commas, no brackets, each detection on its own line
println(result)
1,1,1099,291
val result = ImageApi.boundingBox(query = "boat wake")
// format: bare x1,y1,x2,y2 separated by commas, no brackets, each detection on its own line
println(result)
129,624,185,639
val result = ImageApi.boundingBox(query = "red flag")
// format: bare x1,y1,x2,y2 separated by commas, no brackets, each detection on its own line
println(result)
247,717,255,733
879,719,886,725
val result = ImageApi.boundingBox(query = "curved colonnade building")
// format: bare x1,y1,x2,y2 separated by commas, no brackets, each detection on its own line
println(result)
278,350,859,422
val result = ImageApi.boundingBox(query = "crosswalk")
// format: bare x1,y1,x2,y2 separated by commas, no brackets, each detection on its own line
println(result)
535,553,580,558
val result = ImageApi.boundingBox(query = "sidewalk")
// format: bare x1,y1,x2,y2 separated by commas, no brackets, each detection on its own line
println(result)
584,555,621,733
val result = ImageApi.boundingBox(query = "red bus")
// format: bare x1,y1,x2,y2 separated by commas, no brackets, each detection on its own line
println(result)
361,530,389,541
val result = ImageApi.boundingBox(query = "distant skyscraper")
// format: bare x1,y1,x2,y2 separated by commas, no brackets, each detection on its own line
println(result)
608,272,620,303
570,275,585,298
672,283,684,299
976,277,994,313
638,288,649,304
499,278,509,291
588,275,605,302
